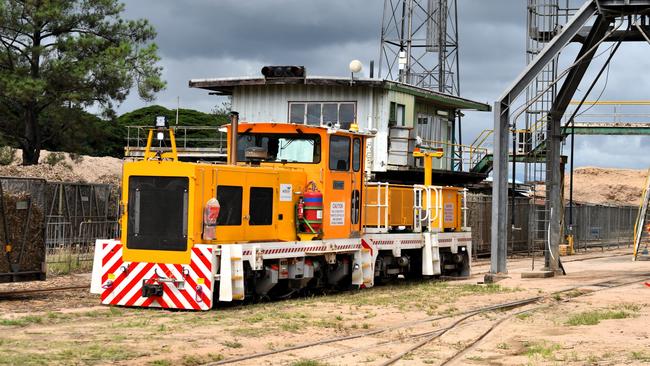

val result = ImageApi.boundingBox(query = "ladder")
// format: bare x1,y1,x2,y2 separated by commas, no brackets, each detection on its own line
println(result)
633,169,650,261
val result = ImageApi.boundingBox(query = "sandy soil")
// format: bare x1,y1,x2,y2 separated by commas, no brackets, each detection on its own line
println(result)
0,248,648,366
566,166,648,207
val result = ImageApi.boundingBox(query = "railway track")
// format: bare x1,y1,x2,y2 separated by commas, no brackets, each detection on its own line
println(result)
0,285,88,298
203,272,650,366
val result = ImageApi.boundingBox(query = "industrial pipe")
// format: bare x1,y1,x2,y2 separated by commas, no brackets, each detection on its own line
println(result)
229,111,239,165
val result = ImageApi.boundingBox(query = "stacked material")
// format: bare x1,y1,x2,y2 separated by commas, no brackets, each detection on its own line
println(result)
0,191,45,274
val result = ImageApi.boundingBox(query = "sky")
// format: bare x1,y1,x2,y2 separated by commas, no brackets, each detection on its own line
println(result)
120,0,650,171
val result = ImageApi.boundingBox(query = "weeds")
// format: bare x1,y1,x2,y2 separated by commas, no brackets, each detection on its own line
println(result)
0,315,43,327
222,340,243,349
290,360,329,366
524,340,561,360
631,351,650,362
516,313,532,320
566,309,636,326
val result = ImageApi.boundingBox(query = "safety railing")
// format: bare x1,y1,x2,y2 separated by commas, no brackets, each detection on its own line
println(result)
78,220,120,246
418,139,489,172
125,125,228,157
364,182,390,233
413,185,443,233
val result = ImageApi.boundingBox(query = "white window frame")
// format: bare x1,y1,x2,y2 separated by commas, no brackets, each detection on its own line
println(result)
288,101,357,126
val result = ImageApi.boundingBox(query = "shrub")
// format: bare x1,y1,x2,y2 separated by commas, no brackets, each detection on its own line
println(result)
0,146,15,166
45,152,66,166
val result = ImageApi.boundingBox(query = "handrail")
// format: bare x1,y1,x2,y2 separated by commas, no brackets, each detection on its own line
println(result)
419,138,489,172
364,182,389,232
125,125,227,150
471,129,494,148
413,185,443,232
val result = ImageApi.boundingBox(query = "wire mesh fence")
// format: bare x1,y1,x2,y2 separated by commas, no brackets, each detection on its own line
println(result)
467,193,637,257
44,182,119,275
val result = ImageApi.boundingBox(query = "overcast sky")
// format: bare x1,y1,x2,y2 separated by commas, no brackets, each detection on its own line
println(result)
120,0,650,171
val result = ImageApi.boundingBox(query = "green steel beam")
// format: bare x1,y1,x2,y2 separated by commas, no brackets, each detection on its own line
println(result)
562,125,650,135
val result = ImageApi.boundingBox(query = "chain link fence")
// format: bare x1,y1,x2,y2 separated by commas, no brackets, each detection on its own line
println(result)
467,193,638,257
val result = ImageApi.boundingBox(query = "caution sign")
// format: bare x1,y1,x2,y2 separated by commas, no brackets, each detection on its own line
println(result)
330,201,345,226
444,203,455,223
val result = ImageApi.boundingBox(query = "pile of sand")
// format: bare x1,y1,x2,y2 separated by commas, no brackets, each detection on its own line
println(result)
565,166,648,206
0,150,122,185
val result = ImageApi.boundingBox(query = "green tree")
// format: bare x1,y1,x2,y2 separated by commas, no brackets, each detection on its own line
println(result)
0,0,165,165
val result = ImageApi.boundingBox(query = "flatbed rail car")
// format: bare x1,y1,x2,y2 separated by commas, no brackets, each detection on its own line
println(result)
91,114,472,310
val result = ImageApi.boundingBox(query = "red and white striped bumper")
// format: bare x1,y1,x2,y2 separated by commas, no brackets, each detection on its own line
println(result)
96,241,216,311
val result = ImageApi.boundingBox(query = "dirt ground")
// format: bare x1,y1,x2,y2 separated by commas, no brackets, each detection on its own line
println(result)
0,150,122,185
0,248,649,366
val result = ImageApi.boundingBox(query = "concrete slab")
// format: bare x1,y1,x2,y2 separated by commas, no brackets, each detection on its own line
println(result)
521,270,555,279
483,273,510,283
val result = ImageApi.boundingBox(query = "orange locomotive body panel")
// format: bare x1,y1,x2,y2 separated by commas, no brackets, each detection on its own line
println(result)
226,123,367,240
364,185,464,232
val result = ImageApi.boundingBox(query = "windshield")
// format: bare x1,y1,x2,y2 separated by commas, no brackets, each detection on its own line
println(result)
237,133,321,163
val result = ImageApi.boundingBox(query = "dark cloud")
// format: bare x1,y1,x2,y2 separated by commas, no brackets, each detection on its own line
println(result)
117,0,650,169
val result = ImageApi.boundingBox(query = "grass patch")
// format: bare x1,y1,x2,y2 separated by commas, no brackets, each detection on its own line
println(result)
222,340,243,349
181,355,203,366
178,353,224,366
631,351,650,362
58,344,140,362
149,360,173,366
524,341,561,360
323,281,516,310
290,360,329,366
566,309,635,326
466,355,484,361
0,315,43,327
516,312,532,320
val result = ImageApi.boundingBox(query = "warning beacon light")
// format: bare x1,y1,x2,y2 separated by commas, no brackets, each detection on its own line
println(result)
155,116,167,141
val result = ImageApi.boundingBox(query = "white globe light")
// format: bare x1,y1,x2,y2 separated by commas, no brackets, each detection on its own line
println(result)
349,60,363,74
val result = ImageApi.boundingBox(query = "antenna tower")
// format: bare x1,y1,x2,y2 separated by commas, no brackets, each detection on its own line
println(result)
379,0,460,95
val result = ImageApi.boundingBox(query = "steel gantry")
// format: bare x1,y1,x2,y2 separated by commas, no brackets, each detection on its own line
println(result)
490,0,650,276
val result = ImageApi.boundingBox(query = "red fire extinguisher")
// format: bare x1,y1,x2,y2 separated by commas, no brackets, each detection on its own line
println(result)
297,197,304,220
202,198,220,240
301,181,323,234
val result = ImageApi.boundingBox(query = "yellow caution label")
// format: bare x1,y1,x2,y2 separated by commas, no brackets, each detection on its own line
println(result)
108,273,116,280
197,278,205,285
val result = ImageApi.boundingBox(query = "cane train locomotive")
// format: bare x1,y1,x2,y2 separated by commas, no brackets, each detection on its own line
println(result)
91,114,472,310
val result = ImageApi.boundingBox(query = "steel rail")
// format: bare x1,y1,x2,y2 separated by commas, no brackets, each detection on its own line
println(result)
437,275,650,366
0,285,88,298
202,264,649,366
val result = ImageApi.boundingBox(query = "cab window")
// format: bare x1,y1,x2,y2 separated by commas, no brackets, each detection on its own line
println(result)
352,138,361,172
329,135,350,171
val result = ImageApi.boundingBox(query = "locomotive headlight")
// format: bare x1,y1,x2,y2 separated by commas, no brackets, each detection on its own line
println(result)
156,132,164,141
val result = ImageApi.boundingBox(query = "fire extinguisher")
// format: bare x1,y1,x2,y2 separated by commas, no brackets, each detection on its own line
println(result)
297,197,304,220
202,198,220,240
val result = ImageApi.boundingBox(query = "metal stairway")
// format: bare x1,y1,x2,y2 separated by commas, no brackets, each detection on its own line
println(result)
633,169,650,261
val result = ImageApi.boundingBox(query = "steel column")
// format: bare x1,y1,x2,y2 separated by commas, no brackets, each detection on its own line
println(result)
545,15,612,272
490,1,598,274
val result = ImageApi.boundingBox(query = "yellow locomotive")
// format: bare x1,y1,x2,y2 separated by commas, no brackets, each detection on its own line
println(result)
91,114,471,310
